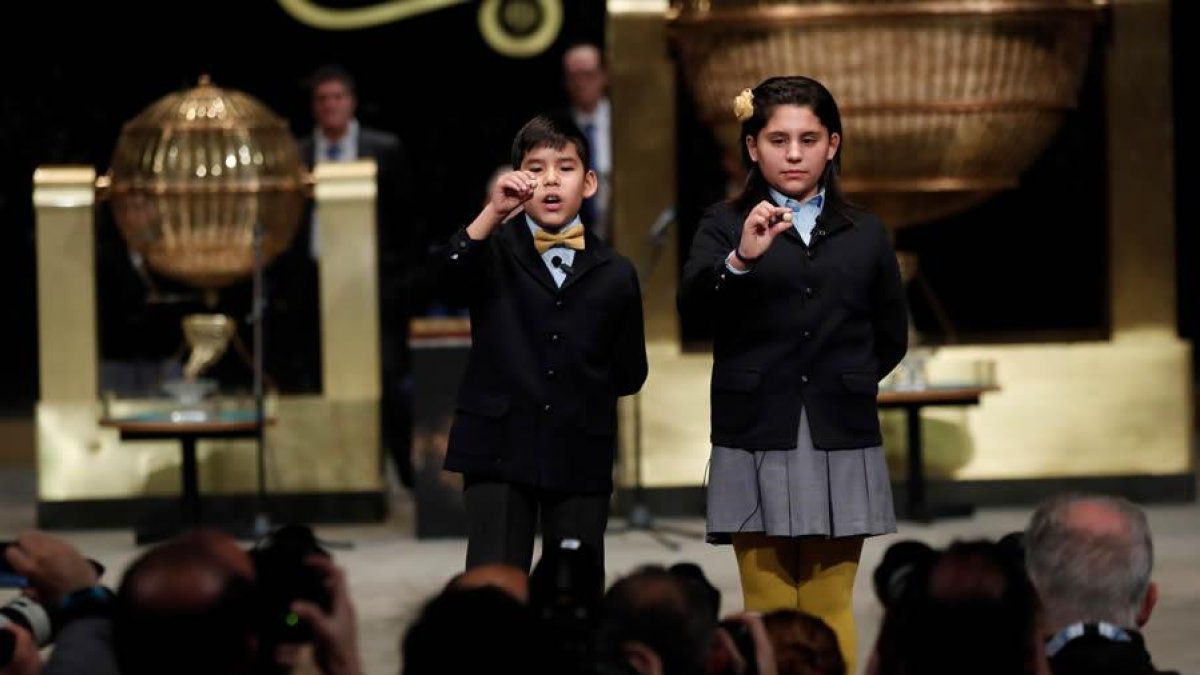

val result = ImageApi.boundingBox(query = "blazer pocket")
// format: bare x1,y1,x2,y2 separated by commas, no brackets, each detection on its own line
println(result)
712,368,762,393
712,368,762,433
456,391,511,418
841,371,879,395
584,405,617,436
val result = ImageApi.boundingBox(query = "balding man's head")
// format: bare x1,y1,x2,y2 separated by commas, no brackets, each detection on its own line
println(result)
1025,494,1155,631
448,564,529,603
125,530,254,610
115,530,258,675
597,566,716,675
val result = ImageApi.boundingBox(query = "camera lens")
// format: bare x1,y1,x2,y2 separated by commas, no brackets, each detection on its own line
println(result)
0,597,53,648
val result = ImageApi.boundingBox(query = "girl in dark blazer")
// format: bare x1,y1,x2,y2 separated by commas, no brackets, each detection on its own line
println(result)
678,76,908,673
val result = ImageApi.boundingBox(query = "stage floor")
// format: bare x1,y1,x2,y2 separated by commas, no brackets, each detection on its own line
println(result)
2,470,1197,675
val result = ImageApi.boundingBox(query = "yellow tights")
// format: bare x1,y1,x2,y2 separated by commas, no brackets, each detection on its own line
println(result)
732,534,864,675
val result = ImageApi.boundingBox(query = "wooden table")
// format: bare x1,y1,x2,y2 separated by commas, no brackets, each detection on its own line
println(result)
100,414,264,543
878,386,998,523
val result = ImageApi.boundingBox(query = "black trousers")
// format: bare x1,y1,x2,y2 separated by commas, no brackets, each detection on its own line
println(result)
463,476,609,574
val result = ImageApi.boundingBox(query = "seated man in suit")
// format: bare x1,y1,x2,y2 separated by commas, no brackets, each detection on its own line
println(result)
289,64,421,488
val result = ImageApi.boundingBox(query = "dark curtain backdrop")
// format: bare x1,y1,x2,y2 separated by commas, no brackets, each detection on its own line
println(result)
0,0,605,408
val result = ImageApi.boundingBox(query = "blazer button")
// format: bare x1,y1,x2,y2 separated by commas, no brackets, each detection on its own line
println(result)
801,375,809,384
551,333,561,342
805,287,815,298
802,330,812,339
555,299,565,309
543,404,553,413
546,368,556,378
806,250,814,259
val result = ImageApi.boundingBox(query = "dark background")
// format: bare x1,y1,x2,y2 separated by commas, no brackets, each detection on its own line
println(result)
0,0,1193,414
0,0,605,409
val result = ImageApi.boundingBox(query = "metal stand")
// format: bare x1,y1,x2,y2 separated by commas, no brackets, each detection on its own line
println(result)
250,219,272,541
245,217,352,551
608,208,702,550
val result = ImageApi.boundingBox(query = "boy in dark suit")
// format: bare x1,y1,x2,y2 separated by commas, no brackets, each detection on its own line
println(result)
433,114,648,573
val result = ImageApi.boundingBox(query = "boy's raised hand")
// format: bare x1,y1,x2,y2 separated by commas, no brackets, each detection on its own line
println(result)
492,170,538,216
469,171,538,240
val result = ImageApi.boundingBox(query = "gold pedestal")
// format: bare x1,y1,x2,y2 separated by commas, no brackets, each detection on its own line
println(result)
32,162,385,523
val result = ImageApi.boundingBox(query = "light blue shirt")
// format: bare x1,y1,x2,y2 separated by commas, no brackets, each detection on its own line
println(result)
725,187,826,274
310,119,361,258
314,119,360,164
769,186,825,245
526,214,581,288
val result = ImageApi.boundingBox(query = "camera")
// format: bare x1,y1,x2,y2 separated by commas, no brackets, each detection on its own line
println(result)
873,540,938,608
0,540,110,668
0,596,53,666
997,531,1026,565
250,524,331,647
530,539,604,670
718,618,759,675
669,562,721,620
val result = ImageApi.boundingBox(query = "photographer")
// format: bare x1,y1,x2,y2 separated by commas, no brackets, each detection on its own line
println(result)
867,539,1045,675
3,528,360,675
3,531,117,675
117,528,361,675
596,566,778,675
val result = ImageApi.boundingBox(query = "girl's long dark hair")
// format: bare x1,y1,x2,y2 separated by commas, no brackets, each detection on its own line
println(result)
733,76,851,217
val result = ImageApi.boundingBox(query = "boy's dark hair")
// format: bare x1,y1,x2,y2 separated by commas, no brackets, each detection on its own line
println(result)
310,64,357,98
511,113,592,170
734,75,850,216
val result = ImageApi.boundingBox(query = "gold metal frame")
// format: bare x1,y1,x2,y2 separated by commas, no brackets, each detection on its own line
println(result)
667,0,1108,25
32,162,385,504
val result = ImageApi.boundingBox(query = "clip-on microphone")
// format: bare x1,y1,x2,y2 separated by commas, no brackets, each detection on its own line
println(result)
550,255,574,277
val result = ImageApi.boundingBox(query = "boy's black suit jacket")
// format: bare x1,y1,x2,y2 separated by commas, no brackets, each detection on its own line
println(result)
678,189,908,451
433,217,648,494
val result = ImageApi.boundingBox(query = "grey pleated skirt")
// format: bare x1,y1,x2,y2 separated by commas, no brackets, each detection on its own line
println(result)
706,407,897,544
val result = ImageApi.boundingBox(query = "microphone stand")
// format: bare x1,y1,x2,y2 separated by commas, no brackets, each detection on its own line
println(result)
250,218,273,541
608,207,701,551
243,223,353,550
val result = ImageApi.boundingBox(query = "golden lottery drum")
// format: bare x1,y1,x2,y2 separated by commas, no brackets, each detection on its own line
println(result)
103,76,308,288
669,0,1106,227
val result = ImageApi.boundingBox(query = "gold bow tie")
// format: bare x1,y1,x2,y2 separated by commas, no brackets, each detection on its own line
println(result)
533,224,586,254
